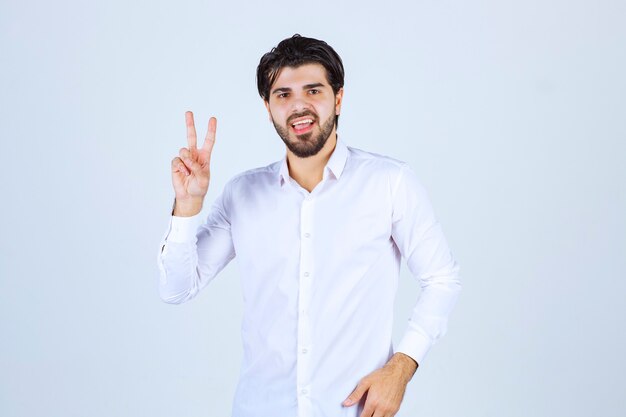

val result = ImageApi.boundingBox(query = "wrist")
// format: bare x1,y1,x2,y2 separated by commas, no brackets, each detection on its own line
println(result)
172,197,204,217
387,352,418,383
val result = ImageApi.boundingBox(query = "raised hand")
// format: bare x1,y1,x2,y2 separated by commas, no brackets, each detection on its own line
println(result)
171,111,217,216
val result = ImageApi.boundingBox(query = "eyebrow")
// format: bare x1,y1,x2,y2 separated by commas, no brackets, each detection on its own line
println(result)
271,83,326,95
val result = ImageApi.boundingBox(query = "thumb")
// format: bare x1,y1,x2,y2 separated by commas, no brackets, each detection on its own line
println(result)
343,379,370,407
182,155,203,176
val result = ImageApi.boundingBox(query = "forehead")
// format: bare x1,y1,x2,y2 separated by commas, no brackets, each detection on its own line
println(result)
271,63,329,88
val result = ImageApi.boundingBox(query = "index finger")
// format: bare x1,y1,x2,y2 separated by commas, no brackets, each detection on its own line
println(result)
185,111,197,150
202,116,217,154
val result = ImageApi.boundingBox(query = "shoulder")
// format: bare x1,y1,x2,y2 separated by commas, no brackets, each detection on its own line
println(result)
223,160,282,193
345,144,411,182
344,144,429,205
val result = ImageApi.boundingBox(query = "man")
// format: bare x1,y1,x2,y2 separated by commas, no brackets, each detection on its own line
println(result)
157,34,461,417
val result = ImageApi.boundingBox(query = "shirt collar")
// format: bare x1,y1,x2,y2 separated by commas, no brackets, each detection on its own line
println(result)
278,135,349,187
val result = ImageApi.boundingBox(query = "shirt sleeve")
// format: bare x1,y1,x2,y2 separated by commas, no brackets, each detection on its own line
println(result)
156,181,236,304
391,163,462,366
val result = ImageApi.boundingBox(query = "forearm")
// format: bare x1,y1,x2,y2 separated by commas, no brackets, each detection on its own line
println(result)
157,197,236,304
157,215,204,304
396,262,462,364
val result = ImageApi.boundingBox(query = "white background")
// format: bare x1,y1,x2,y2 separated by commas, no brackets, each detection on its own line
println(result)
1,0,624,416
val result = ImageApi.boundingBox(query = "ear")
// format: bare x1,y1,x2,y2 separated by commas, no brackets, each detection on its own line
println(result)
334,87,344,115
264,100,272,122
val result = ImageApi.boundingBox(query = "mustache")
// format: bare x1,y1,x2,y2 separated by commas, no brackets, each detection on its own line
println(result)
287,111,318,124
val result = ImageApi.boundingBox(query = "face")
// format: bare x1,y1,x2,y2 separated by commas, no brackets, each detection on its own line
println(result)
264,63,343,158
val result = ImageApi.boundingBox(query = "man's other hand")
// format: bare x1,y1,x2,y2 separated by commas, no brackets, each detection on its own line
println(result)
342,352,418,417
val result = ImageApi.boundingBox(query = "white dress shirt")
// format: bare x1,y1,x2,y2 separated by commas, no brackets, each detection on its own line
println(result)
157,136,461,417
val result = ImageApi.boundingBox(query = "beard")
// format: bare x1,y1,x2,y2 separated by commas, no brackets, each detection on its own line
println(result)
272,111,336,158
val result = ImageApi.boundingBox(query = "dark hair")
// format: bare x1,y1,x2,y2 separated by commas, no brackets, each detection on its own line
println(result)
256,34,345,129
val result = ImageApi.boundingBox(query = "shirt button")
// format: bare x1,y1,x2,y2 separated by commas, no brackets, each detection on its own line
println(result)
301,388,308,395
304,233,310,238
301,348,308,354
303,272,310,277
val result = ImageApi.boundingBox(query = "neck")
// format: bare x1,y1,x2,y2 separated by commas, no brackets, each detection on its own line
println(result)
287,132,338,193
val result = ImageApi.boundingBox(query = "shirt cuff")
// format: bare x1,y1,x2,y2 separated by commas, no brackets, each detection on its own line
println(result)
166,212,204,243
394,327,434,367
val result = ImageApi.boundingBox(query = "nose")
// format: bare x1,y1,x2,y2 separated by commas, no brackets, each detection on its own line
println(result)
289,92,313,113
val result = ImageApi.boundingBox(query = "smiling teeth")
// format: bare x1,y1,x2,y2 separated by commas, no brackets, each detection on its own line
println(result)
292,119,313,126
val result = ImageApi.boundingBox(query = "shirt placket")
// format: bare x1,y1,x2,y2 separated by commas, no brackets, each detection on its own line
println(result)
297,193,314,417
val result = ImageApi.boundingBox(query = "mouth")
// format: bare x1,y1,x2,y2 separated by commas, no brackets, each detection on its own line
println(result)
290,117,316,135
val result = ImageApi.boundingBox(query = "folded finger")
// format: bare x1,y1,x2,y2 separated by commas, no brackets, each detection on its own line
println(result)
181,154,202,175
171,157,190,176
179,147,192,160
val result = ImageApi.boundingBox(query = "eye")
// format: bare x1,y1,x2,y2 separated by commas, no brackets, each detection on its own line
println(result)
309,89,320,95
278,92,289,98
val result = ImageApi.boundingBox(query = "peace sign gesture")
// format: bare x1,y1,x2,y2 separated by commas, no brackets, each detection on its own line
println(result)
171,111,217,216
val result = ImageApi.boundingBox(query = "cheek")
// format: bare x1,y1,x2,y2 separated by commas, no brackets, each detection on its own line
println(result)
319,98,337,113
267,108,284,123
322,103,336,118
269,104,288,119
275,112,289,125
